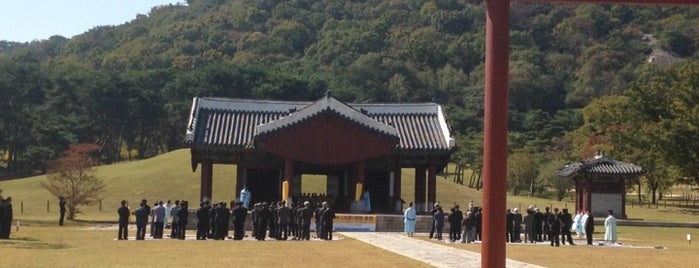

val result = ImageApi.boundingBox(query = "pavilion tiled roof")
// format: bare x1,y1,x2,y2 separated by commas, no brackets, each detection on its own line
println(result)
185,96,455,152
557,153,644,178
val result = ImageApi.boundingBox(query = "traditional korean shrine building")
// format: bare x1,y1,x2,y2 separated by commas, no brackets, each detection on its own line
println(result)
557,152,644,219
184,93,455,213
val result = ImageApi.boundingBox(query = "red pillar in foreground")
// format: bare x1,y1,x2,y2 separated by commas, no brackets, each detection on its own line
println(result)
200,160,213,202
483,0,510,267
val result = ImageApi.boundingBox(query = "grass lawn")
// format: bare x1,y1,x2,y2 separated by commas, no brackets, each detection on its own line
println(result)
420,225,699,268
1,225,430,268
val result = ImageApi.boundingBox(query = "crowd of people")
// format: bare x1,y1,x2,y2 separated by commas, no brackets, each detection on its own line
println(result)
406,202,619,246
116,198,336,241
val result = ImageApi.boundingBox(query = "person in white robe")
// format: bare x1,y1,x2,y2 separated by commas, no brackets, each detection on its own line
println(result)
604,210,618,244
580,210,589,236
572,210,583,237
404,202,416,237
240,187,252,209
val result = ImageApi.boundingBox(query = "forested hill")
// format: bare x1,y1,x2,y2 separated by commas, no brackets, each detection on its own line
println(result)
0,0,697,180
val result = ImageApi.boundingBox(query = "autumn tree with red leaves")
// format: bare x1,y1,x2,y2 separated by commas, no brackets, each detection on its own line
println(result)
42,144,105,220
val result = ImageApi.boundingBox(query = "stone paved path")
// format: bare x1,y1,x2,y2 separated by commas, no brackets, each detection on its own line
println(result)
340,232,545,268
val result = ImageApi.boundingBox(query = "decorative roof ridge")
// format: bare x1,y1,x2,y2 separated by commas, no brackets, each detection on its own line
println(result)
255,95,399,138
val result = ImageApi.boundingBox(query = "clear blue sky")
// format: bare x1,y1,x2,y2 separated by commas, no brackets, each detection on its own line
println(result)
0,1,182,43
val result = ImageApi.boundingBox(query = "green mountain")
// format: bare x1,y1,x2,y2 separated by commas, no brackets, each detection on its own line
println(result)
0,0,697,180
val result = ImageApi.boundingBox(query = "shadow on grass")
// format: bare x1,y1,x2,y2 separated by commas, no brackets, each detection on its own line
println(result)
0,238,70,250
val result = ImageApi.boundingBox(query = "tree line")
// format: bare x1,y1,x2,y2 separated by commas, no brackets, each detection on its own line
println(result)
0,0,697,203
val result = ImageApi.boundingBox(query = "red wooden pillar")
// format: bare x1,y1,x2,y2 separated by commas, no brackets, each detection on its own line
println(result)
483,0,509,266
621,178,627,219
393,162,402,213
236,166,246,196
283,158,294,203
427,164,437,210
575,181,582,212
355,161,366,201
414,166,426,213
586,179,592,212
200,160,213,202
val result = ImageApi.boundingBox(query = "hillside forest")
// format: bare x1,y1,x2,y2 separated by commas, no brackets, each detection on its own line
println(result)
0,0,698,203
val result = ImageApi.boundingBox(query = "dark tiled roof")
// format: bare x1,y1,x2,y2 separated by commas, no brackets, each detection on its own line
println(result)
557,155,644,177
185,96,454,152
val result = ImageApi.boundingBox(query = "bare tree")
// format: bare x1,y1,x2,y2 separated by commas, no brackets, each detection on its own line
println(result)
41,144,105,220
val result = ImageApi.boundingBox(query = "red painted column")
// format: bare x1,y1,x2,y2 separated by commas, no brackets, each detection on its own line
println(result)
427,164,437,210
393,162,402,212
415,166,426,213
236,166,245,195
621,178,627,219
283,158,293,202
575,181,582,212
200,160,213,202
586,179,593,212
483,0,510,267
355,161,366,201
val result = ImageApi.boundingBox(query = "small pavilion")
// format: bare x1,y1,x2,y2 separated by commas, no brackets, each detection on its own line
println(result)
557,152,644,219
184,93,455,213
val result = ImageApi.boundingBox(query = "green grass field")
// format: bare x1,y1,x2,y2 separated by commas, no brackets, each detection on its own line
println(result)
2,149,699,267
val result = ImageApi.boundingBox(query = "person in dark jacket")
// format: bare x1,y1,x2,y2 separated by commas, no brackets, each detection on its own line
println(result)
215,202,230,240
320,202,336,240
117,200,130,240
196,201,210,240
134,200,149,240
231,201,248,240
584,210,595,245
549,208,562,247
300,201,313,240
255,203,270,240
560,208,575,245
277,201,291,240
506,208,514,243
429,203,440,239
512,207,523,243
534,207,544,242
177,201,189,239
474,207,483,241
59,196,67,226
452,205,463,241
0,197,13,239
208,202,218,239
434,207,445,240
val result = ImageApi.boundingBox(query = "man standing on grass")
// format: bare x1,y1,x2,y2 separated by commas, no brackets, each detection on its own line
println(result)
277,201,291,240
584,210,594,245
196,201,209,240
117,200,130,240
59,196,67,226
548,208,561,247
512,207,522,243
231,201,248,240
135,201,149,240
170,200,180,238
301,201,313,240
429,203,440,239
152,201,166,239
560,208,575,245
0,197,12,239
